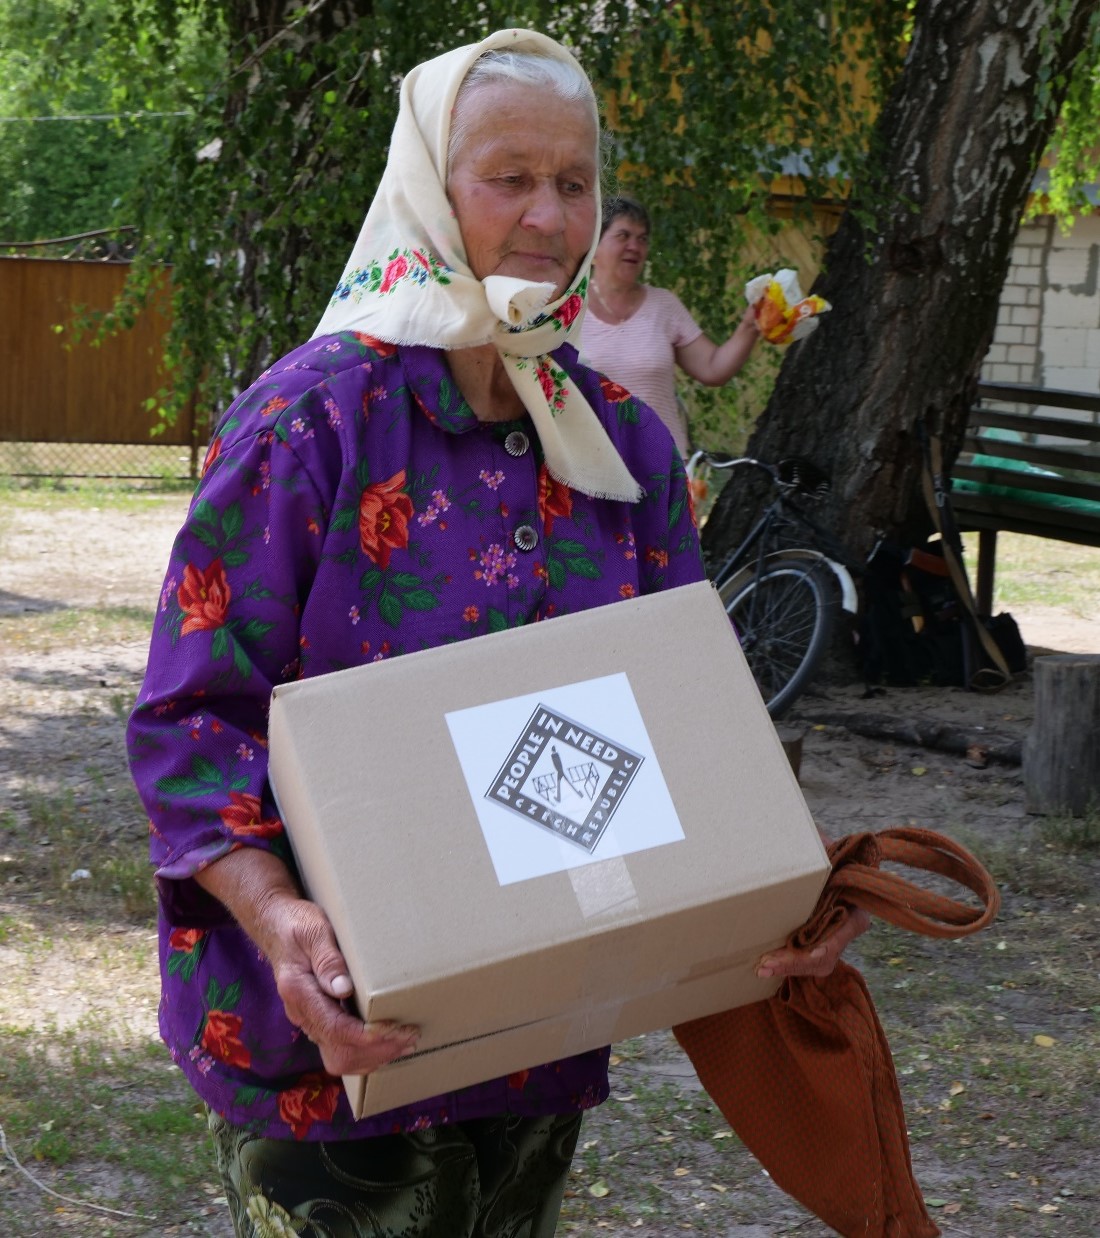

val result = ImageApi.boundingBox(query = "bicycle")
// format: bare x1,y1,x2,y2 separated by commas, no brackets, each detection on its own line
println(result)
686,449,860,718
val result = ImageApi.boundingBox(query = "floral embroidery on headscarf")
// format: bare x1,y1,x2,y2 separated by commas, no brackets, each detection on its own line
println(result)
535,359,569,414
334,247,454,304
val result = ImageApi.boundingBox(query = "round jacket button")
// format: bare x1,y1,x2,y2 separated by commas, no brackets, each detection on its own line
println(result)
513,524,539,552
504,430,530,457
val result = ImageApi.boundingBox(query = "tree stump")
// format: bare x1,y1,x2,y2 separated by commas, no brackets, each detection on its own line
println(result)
774,725,805,782
1022,654,1100,816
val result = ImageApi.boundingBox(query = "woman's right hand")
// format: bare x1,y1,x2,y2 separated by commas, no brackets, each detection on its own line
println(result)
195,848,420,1077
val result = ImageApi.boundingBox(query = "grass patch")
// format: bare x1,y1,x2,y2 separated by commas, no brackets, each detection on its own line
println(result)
0,1022,219,1233
3,788,154,923
1037,806,1100,851
963,531,1100,615
0,604,156,654
949,821,1094,899
0,473,195,504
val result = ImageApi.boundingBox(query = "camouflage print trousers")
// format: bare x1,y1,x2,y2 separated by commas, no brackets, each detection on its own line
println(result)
207,1109,584,1238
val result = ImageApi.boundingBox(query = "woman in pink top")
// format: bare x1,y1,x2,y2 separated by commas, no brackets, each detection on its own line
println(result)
579,196,760,458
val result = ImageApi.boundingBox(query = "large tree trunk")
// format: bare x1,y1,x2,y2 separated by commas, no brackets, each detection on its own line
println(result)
703,0,1100,563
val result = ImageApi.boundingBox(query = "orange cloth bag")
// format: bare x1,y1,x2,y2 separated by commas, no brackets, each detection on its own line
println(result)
675,827,1000,1238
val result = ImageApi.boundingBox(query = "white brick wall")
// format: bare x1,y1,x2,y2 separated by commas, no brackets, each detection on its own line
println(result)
1042,287,1095,329
1042,327,1089,368
982,215,1100,416
1047,249,1092,287
1049,215,1100,249
1008,305,1040,327
1044,367,1100,392
983,362,1024,383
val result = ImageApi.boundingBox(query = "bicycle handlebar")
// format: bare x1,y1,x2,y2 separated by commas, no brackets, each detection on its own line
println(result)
685,450,765,476
686,451,831,498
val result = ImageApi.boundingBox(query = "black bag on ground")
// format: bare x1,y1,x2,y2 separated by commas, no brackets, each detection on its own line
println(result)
985,612,1026,671
857,540,967,687
918,423,1025,690
859,423,1028,692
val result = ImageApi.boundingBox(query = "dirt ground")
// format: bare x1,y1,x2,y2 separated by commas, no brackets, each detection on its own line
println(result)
1,492,1098,1236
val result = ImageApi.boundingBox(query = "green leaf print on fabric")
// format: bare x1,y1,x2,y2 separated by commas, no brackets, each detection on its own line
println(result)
191,500,247,552
156,754,227,798
546,537,602,589
166,929,207,982
375,580,439,628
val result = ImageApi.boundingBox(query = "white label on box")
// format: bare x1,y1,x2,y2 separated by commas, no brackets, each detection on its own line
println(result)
446,672,683,885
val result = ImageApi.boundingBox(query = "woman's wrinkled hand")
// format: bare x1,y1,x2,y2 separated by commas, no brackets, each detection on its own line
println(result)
195,847,420,1077
260,888,420,1077
755,907,872,980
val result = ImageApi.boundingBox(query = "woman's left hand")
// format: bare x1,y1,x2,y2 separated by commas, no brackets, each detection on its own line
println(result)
755,907,871,979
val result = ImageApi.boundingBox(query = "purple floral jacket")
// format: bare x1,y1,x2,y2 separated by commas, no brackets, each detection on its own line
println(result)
128,331,704,1140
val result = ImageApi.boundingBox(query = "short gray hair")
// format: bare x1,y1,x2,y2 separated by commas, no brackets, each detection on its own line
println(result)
448,49,596,173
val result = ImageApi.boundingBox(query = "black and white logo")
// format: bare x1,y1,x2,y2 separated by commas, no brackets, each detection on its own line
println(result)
486,704,644,853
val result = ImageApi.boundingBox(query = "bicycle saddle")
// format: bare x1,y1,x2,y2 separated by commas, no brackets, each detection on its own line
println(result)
776,457,831,497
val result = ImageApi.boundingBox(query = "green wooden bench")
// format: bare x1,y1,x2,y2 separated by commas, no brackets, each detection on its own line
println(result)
950,382,1100,614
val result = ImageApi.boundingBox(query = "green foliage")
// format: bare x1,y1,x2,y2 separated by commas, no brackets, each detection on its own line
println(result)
110,0,912,436
599,4,902,282
0,0,221,242
1039,7,1100,219
11,0,1100,454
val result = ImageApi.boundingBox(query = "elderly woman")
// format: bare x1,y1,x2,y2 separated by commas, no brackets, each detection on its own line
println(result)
129,28,862,1237
580,195,760,460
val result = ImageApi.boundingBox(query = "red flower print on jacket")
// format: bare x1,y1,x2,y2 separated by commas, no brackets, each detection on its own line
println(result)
599,377,632,404
218,791,283,838
168,927,206,954
259,395,289,418
279,1072,341,1140
358,472,414,569
178,560,231,636
353,332,397,357
538,467,573,535
201,437,221,476
201,1010,251,1069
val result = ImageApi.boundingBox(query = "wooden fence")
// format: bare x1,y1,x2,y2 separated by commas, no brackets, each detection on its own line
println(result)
0,256,200,478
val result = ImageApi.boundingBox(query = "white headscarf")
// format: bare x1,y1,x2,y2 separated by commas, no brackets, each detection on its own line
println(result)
312,28,643,503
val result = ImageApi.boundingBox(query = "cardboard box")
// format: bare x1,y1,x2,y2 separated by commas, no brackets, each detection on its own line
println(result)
268,580,830,1119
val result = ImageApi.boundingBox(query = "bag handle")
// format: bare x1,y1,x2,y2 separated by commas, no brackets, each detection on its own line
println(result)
831,827,999,936
793,827,1000,944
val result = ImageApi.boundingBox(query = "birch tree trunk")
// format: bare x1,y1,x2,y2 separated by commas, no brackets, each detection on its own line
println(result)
702,0,1100,562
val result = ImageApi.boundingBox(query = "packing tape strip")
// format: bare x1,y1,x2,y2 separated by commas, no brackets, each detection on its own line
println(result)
569,857,641,923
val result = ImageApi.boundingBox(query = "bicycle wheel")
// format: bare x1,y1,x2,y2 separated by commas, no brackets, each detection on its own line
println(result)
718,554,835,718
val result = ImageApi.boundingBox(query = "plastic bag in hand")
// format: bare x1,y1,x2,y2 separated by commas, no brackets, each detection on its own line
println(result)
745,268,831,344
